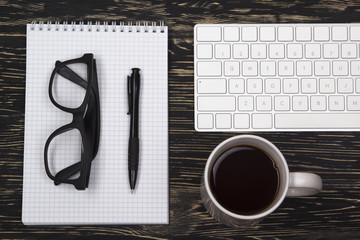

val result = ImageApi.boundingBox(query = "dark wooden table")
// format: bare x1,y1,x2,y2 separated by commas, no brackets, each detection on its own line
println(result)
1,0,360,239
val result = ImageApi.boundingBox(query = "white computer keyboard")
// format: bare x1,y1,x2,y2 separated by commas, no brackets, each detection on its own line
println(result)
194,23,360,132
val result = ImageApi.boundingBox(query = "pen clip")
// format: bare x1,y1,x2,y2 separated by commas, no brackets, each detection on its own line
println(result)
127,75,132,115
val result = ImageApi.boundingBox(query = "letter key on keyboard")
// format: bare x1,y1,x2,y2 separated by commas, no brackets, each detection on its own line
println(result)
194,24,360,131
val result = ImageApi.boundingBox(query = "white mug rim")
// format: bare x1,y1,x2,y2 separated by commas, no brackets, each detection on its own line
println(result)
204,135,290,220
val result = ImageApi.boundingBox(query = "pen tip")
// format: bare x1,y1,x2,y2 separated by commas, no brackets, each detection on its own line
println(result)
131,189,134,194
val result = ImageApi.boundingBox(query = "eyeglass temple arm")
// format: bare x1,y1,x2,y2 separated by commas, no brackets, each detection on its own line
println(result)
55,61,88,89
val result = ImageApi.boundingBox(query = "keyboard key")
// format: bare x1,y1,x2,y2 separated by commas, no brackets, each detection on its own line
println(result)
265,78,281,93
233,44,249,59
197,44,212,59
197,113,213,129
251,44,267,59
314,61,330,76
347,96,360,110
242,26,257,42
274,96,290,111
296,26,312,41
319,78,335,93
305,44,321,58
247,78,263,93
341,44,357,59
215,44,231,59
224,61,240,76
278,26,293,42
333,61,349,76
297,61,312,76
329,96,345,111
197,26,221,42
216,114,232,129
310,96,326,111
314,26,329,41
256,96,272,111
234,114,250,129
323,44,339,59
260,61,276,76
252,113,272,129
269,44,285,59
287,44,303,59
332,26,348,41
242,61,258,76
350,26,360,41
238,96,254,111
260,26,275,42
197,96,236,111
279,61,294,76
197,61,222,76
197,78,226,94
283,78,299,93
229,78,245,93
224,26,239,42
275,113,360,128
301,78,317,93
357,78,360,93
292,96,308,111
351,61,360,76
338,78,353,93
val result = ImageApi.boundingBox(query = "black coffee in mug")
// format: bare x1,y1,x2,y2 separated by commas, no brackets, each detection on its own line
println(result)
209,145,280,215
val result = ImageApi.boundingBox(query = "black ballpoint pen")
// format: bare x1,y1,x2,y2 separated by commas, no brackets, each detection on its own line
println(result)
127,68,141,193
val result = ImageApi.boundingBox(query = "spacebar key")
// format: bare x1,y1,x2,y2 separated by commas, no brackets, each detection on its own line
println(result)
275,113,360,129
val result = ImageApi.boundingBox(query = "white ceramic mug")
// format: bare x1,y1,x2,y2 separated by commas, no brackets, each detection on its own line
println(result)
200,135,322,227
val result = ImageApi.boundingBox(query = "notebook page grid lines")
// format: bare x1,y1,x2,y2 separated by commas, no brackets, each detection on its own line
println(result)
23,24,168,224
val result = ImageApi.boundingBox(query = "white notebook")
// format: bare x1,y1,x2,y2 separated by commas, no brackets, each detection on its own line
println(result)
23,22,168,225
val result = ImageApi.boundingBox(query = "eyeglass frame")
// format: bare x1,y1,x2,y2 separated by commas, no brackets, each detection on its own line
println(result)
44,53,100,190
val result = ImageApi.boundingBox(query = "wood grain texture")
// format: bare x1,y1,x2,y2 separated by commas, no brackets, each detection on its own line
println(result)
1,0,360,239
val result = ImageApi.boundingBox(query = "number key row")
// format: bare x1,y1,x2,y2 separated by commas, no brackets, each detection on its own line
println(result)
197,43,359,60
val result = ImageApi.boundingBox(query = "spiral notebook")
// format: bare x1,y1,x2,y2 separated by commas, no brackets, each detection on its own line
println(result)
22,22,168,225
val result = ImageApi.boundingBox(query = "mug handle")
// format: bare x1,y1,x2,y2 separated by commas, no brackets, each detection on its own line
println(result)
286,172,323,197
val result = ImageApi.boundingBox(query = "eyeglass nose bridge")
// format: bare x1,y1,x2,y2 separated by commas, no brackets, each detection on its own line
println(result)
72,111,85,124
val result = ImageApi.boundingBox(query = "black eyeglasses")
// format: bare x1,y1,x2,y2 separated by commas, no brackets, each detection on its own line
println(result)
44,53,100,190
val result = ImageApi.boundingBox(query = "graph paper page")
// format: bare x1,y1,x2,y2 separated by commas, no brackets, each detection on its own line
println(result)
22,23,168,225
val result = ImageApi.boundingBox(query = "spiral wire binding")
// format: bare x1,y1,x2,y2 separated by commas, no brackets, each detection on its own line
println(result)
120,21,125,32
47,21,51,31
30,21,36,30
71,21,76,31
39,21,44,30
136,22,141,32
87,21,92,31
79,21,84,31
152,22,156,33
160,21,165,33
29,21,166,33
95,21,101,32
